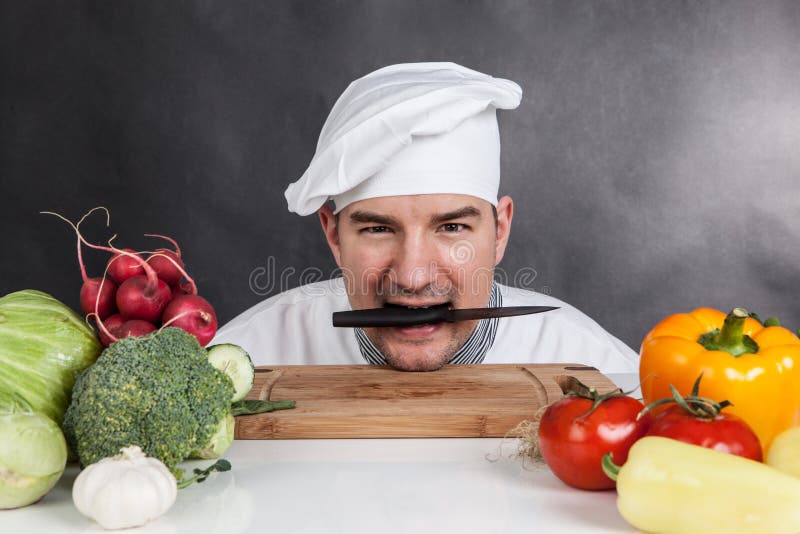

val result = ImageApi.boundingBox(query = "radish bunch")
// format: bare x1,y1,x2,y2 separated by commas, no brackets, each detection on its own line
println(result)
47,209,218,347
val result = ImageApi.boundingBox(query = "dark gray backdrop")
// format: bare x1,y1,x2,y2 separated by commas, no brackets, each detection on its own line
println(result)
2,0,799,351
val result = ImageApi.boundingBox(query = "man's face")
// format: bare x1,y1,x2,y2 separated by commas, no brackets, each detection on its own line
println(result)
319,193,513,371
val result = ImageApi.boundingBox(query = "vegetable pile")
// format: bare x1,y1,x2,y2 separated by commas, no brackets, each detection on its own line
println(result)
64,326,293,474
534,373,762,490
0,209,296,530
59,326,291,529
45,208,218,347
64,327,235,472
528,305,800,533
640,307,800,452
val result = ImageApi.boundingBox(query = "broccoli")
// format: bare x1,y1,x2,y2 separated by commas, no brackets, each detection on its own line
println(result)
62,327,234,474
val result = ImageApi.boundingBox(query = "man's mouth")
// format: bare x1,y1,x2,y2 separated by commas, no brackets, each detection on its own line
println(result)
379,302,452,334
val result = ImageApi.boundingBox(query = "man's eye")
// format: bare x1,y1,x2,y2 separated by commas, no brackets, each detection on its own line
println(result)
363,226,391,234
440,223,465,233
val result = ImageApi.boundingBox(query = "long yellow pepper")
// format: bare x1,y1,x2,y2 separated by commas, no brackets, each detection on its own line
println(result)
604,436,800,533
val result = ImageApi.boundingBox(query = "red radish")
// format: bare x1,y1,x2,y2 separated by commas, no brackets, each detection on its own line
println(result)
44,208,217,345
76,234,118,319
80,277,117,320
106,248,145,283
99,313,125,347
170,283,192,299
147,250,184,285
143,236,198,295
43,208,119,320
115,319,157,339
145,234,186,286
161,295,218,346
115,274,172,322
76,236,173,324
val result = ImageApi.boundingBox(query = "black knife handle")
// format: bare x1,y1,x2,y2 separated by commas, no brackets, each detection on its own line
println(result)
332,307,448,327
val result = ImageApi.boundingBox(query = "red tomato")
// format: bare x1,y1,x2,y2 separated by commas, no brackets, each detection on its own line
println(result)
538,394,651,490
646,404,763,461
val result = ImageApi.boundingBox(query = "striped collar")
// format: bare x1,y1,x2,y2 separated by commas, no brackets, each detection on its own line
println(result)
354,283,502,365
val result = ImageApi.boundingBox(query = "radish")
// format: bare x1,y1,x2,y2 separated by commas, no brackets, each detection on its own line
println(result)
115,319,157,339
106,247,145,283
76,233,117,320
145,234,185,285
79,276,117,320
77,236,172,324
170,283,192,299
115,274,172,323
98,313,125,347
147,250,183,285
143,238,198,296
45,207,218,345
43,208,119,320
161,295,218,346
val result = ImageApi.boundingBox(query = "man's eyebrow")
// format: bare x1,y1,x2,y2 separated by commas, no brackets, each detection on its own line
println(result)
430,206,482,224
347,210,400,226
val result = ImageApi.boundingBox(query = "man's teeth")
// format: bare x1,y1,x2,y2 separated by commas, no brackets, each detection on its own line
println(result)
384,302,449,309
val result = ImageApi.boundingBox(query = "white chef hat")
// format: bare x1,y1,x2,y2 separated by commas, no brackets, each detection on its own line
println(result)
284,62,523,216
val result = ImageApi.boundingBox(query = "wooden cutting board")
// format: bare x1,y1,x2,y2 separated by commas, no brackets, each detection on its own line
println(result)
233,363,618,439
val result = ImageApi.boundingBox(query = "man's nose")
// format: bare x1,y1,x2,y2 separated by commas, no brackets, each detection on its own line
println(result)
389,234,441,293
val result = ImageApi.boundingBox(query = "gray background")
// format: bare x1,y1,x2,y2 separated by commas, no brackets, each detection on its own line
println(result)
2,0,798,352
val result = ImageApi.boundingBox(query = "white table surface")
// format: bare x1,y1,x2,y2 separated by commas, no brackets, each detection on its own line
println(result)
3,374,640,534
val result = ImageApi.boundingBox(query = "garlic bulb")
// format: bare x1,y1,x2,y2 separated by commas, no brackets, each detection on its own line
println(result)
72,445,177,530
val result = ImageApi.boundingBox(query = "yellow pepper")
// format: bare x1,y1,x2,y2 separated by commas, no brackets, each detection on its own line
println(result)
639,307,800,452
603,436,800,533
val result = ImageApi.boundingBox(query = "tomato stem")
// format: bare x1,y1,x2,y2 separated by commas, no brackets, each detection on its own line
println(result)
601,452,620,482
698,307,759,357
638,374,731,420
558,376,625,421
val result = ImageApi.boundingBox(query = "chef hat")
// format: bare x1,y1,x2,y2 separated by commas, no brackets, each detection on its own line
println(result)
284,62,523,216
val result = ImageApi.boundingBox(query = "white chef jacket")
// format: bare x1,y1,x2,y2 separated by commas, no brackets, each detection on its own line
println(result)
211,278,638,374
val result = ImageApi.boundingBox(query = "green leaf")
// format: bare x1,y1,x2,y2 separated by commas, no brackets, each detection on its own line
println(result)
177,458,232,489
231,399,295,416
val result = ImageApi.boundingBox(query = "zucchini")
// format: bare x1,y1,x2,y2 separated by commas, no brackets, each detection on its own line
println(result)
206,344,255,403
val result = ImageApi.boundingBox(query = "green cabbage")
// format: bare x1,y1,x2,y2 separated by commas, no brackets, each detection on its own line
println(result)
0,290,102,425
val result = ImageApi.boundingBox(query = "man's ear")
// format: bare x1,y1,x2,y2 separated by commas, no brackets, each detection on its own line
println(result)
494,195,513,265
318,204,343,267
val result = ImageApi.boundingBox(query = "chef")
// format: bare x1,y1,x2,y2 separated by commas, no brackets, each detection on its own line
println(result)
212,62,638,374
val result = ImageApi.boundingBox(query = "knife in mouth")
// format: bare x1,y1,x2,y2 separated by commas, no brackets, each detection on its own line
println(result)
332,305,558,328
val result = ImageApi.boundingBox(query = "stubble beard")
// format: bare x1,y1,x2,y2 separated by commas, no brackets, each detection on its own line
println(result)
365,325,474,372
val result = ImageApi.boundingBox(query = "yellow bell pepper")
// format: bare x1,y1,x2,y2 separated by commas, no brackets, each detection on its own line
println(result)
639,307,800,452
603,436,800,533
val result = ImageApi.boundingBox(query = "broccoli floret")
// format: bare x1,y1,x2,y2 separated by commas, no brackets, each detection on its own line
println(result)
62,327,234,473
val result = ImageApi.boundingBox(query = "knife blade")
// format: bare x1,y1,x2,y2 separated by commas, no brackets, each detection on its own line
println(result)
332,305,558,328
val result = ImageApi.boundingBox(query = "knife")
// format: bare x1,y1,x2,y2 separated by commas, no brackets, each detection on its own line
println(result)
332,305,558,328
